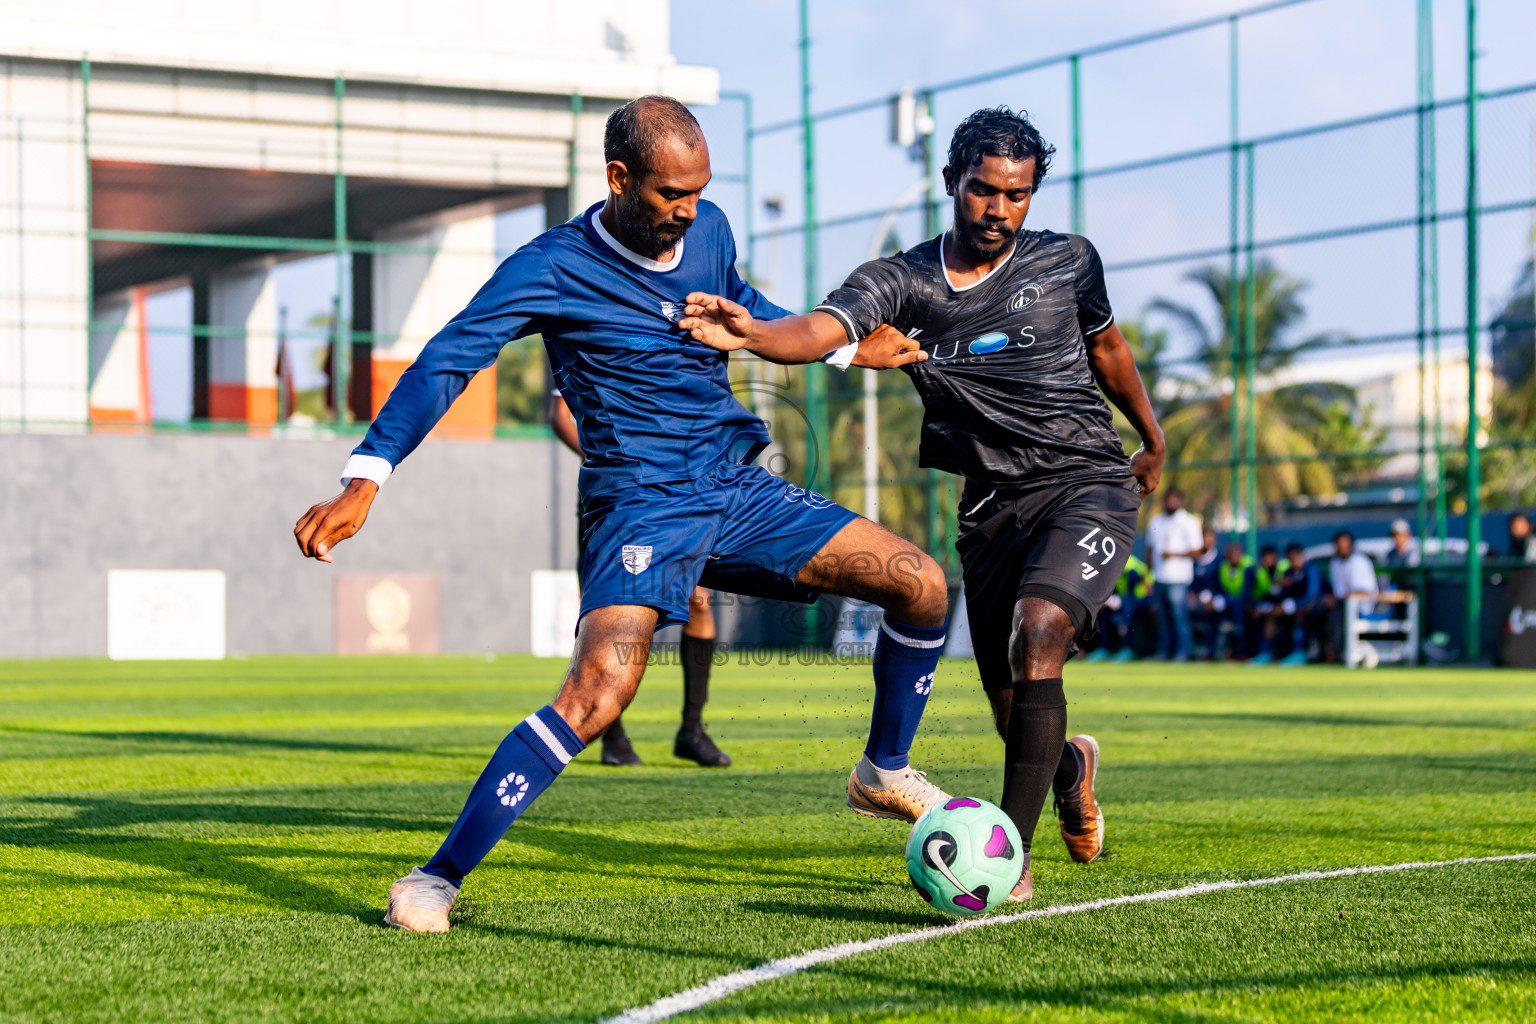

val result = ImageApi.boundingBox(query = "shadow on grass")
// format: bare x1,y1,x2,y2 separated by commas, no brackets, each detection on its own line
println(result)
0,726,438,757
1099,750,1536,805
0,777,902,921
1132,709,1536,732
692,956,1536,1023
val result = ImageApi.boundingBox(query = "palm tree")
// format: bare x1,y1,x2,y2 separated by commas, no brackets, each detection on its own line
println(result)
1145,260,1376,519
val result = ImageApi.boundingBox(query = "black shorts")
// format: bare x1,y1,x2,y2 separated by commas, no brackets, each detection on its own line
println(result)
956,478,1142,692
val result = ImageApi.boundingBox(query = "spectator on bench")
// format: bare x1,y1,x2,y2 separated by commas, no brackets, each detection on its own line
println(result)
1323,530,1379,663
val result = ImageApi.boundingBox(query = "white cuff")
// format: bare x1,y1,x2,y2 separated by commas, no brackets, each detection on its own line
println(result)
822,342,859,371
340,453,393,489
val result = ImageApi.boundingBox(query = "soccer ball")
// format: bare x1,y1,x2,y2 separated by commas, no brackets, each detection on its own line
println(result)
906,797,1024,916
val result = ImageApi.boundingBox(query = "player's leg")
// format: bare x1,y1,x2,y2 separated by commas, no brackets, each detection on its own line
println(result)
578,490,642,769
386,605,657,932
675,587,730,766
792,516,951,821
707,467,950,821
996,484,1139,900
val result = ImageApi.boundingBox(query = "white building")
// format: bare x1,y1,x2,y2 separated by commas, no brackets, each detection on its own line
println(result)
0,0,717,426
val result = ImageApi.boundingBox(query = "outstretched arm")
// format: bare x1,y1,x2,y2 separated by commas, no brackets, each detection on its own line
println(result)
679,293,926,369
1085,323,1165,497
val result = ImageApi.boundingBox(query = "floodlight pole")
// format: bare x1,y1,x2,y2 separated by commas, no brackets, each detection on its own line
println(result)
800,0,827,496
1463,0,1482,660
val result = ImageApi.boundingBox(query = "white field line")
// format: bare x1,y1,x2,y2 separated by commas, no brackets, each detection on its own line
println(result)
599,853,1536,1024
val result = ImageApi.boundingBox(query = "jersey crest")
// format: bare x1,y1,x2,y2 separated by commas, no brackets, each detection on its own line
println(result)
621,544,654,575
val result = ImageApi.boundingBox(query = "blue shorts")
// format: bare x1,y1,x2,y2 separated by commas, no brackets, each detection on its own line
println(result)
578,462,859,628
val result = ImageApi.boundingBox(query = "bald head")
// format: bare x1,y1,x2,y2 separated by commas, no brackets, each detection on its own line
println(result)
604,95,704,180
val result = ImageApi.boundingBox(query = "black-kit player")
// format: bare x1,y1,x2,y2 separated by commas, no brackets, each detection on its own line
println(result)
677,107,1166,901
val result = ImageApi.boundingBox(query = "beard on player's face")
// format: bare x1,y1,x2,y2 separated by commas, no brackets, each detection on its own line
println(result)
616,186,693,260
954,215,1017,261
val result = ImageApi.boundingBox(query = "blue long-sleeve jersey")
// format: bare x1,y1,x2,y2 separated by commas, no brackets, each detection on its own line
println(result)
353,200,790,496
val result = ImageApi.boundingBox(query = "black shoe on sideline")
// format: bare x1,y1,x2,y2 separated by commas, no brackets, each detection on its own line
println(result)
674,725,731,767
601,729,643,766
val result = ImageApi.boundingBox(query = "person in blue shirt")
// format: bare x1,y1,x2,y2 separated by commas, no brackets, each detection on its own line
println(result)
293,96,951,934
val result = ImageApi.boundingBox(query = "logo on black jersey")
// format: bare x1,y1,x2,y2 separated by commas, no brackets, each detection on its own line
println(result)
1006,284,1043,312
968,332,1009,355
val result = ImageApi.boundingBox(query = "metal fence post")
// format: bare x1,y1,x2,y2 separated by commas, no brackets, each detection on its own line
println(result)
719,91,755,280
79,56,92,430
1243,143,1259,556
1415,0,1431,549
1463,0,1482,659
799,0,827,496
1227,17,1243,533
1070,55,1084,236
332,74,349,425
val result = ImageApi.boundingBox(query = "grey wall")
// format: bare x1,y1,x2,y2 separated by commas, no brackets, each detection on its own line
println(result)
0,431,579,657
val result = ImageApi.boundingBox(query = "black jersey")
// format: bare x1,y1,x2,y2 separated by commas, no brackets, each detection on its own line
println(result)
816,230,1131,491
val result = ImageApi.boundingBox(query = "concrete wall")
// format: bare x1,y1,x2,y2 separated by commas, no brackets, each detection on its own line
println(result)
0,431,580,657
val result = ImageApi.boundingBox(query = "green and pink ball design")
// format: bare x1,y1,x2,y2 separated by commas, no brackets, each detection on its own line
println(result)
905,797,1024,916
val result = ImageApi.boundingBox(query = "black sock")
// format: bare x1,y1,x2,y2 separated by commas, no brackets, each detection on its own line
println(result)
999,678,1067,870
680,633,714,729
604,715,628,743
1053,739,1083,793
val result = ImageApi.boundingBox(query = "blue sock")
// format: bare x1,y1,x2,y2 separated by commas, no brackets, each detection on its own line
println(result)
864,617,946,770
422,705,584,883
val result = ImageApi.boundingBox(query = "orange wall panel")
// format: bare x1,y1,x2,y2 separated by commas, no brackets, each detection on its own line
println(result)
208,384,279,424
371,358,496,437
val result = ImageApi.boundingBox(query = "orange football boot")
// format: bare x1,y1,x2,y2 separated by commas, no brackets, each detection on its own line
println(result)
1004,868,1033,903
1054,734,1104,863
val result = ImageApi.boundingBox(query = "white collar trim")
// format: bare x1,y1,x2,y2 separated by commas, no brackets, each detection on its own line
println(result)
940,231,1016,292
590,208,683,272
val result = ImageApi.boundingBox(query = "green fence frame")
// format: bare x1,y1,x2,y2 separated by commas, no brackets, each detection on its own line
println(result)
748,0,1529,661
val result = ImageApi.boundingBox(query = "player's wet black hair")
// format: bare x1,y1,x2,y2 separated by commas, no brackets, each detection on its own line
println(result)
604,95,703,178
946,106,1055,189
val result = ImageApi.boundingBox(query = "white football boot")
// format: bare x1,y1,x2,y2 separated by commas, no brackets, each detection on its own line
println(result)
383,867,459,933
846,755,951,823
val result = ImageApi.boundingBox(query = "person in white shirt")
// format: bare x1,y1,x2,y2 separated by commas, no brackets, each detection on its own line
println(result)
1145,488,1206,661
1323,529,1379,661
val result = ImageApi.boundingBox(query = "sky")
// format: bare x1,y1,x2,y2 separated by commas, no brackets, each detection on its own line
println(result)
673,0,1536,379
143,0,1536,420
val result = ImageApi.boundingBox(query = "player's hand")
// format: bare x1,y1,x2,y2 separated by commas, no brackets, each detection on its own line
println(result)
1129,443,1163,499
679,292,754,350
851,324,927,369
294,478,377,563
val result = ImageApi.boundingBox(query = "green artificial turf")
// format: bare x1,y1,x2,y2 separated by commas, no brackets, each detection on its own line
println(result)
0,655,1532,1023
